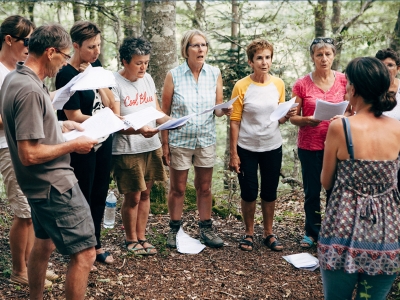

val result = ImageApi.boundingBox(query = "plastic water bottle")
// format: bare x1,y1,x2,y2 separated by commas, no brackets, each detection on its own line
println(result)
103,191,117,228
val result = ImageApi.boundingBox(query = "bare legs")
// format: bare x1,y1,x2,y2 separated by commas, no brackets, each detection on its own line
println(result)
168,166,213,221
10,216,34,277
28,238,95,300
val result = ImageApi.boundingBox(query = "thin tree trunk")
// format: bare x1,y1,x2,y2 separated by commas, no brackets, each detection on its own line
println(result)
72,0,82,22
314,0,327,38
123,0,138,38
331,0,341,71
390,9,400,53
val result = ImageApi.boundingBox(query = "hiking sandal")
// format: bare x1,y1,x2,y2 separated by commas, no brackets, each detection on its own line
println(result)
263,234,283,251
138,239,157,256
300,236,315,248
124,240,147,256
239,235,254,251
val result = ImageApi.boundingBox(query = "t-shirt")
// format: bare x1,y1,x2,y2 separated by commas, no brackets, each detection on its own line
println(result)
55,59,104,120
0,62,10,149
292,71,347,151
383,84,400,120
111,72,161,155
231,75,285,152
0,63,76,199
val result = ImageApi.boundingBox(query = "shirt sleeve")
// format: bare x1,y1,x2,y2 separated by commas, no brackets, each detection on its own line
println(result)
230,81,244,122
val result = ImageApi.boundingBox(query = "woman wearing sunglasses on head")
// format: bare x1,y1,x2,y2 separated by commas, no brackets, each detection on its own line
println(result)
55,21,115,270
289,37,350,248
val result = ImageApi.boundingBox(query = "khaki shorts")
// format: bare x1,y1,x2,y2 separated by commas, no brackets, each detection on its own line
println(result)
0,148,30,218
112,147,166,194
170,144,216,170
29,184,96,255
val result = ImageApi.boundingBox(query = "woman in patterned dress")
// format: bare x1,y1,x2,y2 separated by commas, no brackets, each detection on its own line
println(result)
319,57,400,300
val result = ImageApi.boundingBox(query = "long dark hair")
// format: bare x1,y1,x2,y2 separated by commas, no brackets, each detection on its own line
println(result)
345,57,396,117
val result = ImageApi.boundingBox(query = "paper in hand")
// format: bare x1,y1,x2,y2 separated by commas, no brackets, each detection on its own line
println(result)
62,107,125,141
123,106,165,130
157,114,196,130
313,99,349,121
199,96,238,115
270,97,299,122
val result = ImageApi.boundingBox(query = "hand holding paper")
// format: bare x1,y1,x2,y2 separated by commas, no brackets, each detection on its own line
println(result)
270,97,299,122
200,96,238,115
313,99,349,121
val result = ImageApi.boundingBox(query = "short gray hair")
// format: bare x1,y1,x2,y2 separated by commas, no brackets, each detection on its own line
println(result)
119,36,152,64
310,38,336,57
29,24,71,56
180,29,208,59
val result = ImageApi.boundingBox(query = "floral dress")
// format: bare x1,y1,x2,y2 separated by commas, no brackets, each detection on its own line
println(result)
318,158,400,275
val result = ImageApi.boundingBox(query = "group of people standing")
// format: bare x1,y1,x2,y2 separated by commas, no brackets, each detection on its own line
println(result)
0,14,399,300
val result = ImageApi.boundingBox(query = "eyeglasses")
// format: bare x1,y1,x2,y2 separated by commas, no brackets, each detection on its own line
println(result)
310,38,334,50
54,48,71,60
188,43,208,49
9,34,29,47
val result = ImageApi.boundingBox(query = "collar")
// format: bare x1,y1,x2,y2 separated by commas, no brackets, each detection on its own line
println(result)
16,62,48,91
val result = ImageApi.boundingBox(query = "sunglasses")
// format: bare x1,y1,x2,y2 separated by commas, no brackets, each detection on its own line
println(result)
310,38,334,50
10,34,29,47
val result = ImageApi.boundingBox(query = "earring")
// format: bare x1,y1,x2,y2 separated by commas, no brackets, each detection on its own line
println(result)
9,43,11,47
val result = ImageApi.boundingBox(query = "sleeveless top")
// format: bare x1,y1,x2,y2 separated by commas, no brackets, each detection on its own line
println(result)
318,118,400,275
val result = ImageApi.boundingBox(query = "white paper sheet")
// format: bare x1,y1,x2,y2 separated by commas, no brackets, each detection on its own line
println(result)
176,227,206,254
156,114,196,130
123,106,165,130
199,96,238,115
282,253,319,271
270,97,299,122
52,65,116,110
313,99,349,121
62,107,125,141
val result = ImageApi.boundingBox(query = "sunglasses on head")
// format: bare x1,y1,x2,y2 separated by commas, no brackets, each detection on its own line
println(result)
310,38,334,50
9,34,29,47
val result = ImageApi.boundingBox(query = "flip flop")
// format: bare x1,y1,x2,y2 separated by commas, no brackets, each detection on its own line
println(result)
300,236,315,248
10,273,52,288
96,251,114,264
138,239,157,256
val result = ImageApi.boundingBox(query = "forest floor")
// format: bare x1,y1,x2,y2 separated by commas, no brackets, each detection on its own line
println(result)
0,188,400,300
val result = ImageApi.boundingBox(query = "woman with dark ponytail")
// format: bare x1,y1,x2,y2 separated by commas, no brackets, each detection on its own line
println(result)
318,57,400,299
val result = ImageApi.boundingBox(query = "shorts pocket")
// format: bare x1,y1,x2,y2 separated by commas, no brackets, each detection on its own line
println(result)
55,209,93,248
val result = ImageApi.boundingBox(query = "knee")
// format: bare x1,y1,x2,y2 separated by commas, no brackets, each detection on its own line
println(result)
196,186,211,198
72,247,96,268
170,186,185,199
123,197,140,208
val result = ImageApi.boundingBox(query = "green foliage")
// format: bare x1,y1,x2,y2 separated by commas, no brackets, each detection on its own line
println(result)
359,280,372,299
150,182,168,215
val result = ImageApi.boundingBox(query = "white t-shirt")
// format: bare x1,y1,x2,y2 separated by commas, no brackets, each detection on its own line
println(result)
0,62,10,149
111,72,161,155
383,83,400,120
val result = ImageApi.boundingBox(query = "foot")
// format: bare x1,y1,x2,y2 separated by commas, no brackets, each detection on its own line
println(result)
96,249,114,264
239,235,253,251
125,240,147,255
300,236,315,248
199,220,224,248
90,265,98,272
263,234,283,251
10,272,52,288
139,239,157,255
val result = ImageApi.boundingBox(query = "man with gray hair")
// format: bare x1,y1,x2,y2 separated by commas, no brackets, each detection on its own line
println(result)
0,24,98,300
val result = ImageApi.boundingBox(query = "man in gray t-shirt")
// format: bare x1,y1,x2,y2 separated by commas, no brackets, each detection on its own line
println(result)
0,24,98,299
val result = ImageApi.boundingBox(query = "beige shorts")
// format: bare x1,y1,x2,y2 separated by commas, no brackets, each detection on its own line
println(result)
0,148,30,218
112,147,167,194
170,144,216,170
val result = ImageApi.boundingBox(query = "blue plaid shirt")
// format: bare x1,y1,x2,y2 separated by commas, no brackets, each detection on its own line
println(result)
168,61,220,149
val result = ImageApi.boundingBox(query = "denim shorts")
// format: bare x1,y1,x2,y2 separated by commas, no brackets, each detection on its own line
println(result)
28,184,96,255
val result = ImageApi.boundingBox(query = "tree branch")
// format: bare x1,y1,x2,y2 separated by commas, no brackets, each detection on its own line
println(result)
335,0,375,34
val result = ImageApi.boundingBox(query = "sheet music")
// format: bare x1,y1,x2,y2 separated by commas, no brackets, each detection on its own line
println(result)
199,96,238,115
63,107,125,141
313,99,349,121
123,106,165,130
156,114,196,130
270,97,299,122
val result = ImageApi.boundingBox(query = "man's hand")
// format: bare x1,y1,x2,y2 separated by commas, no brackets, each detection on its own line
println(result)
73,136,98,154
61,120,84,133
138,125,159,138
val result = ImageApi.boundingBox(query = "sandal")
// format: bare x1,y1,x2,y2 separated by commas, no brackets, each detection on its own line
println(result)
300,236,315,248
96,250,114,264
138,239,157,256
125,240,147,256
10,273,52,288
263,234,283,251
239,235,254,251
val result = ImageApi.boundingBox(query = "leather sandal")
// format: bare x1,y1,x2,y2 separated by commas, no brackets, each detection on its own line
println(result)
263,234,283,251
239,235,254,251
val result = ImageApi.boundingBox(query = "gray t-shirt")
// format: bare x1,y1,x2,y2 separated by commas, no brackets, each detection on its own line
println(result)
0,62,76,199
111,71,161,155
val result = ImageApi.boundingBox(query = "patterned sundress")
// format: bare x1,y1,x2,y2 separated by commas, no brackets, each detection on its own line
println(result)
318,133,400,275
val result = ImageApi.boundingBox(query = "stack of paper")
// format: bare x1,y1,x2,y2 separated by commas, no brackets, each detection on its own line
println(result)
176,227,206,254
313,99,349,120
282,253,320,271
123,106,165,130
270,97,299,121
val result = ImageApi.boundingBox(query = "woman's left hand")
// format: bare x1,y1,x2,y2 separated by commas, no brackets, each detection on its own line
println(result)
222,106,233,116
286,107,297,118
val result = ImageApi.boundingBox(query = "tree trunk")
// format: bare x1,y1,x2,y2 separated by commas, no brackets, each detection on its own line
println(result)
390,9,400,53
224,0,239,190
97,5,105,65
72,0,82,22
331,0,341,71
193,0,205,29
123,0,139,38
314,0,327,38
141,1,178,97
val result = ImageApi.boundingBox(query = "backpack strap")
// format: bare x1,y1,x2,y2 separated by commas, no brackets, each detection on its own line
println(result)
341,117,354,160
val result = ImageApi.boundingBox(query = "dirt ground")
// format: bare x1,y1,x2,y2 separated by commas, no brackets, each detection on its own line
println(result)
0,189,399,300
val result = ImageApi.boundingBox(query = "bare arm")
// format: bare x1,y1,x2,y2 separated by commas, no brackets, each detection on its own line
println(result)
17,136,97,166
155,94,171,124
289,94,322,127
98,88,116,112
161,71,174,166
214,74,232,117
321,120,341,190
229,120,241,173
64,109,90,123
